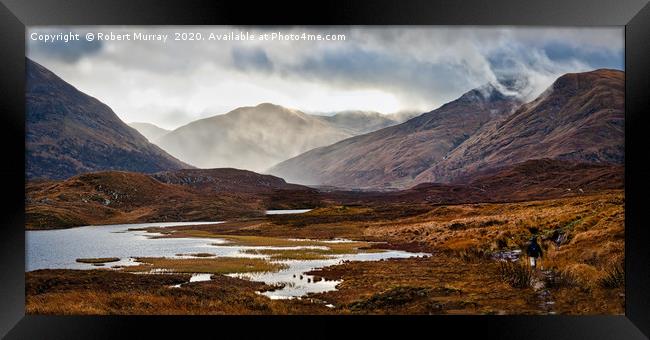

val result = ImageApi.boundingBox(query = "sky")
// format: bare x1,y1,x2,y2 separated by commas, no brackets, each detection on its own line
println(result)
27,26,624,130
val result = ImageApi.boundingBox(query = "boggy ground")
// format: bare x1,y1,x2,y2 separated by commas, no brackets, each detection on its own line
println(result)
26,270,332,315
26,190,624,315
306,254,623,315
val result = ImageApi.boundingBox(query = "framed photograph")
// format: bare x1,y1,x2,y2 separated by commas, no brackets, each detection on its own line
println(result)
1,0,649,338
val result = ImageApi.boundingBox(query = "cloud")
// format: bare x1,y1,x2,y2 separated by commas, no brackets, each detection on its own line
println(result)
232,47,274,73
26,26,624,130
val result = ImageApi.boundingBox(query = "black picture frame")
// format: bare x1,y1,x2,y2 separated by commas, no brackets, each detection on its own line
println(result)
1,0,648,338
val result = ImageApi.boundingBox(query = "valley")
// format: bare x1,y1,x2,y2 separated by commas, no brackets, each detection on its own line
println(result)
26,189,624,315
24,58,625,316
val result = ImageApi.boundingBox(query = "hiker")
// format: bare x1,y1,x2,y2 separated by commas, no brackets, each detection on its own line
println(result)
526,236,543,268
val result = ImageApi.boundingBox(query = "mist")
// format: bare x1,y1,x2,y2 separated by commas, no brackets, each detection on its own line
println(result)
154,104,353,172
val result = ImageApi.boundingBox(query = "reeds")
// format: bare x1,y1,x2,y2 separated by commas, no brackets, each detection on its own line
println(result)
458,247,490,263
599,264,624,288
498,261,534,288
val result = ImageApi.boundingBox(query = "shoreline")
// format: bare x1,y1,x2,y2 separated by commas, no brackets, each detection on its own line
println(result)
25,190,624,315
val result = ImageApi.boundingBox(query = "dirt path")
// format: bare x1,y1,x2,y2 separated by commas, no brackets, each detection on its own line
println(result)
492,250,556,314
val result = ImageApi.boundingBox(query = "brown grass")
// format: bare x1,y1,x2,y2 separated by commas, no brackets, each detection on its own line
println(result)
122,257,287,274
241,248,333,260
307,255,542,315
154,232,385,258
240,244,383,260
175,253,216,257
457,247,491,263
75,257,120,264
26,269,332,315
599,263,624,288
497,261,534,288
27,191,624,315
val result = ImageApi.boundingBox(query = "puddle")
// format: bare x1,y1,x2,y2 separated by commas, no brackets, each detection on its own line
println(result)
492,249,522,262
265,209,312,215
230,251,428,299
189,273,212,282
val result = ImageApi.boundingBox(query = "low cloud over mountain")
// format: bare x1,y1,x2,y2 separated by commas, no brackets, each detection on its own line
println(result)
129,122,171,143
156,103,352,172
268,69,624,189
27,27,623,130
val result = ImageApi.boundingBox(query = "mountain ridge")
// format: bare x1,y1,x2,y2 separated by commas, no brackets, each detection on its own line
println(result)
268,69,623,189
267,82,522,188
128,122,170,143
414,69,624,184
26,58,190,180
156,103,353,171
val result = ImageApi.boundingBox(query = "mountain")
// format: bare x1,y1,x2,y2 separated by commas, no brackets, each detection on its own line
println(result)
327,159,623,206
269,70,624,189
414,69,624,184
156,103,353,172
155,106,415,172
385,110,422,123
128,122,170,143
403,159,623,204
268,83,521,189
315,110,411,135
26,159,622,230
26,168,321,229
151,168,315,194
26,58,190,180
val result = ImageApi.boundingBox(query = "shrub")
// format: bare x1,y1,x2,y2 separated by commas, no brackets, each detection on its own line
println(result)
458,247,490,263
479,219,503,227
563,263,600,288
349,286,430,311
495,237,508,249
599,264,624,288
449,222,465,230
544,268,578,289
498,261,533,288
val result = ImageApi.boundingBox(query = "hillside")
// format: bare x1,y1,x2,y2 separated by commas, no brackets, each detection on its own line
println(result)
128,122,170,143
156,103,353,172
269,70,624,189
26,158,623,230
316,110,401,135
26,58,189,180
325,159,623,206
268,84,520,188
25,168,321,229
414,69,624,184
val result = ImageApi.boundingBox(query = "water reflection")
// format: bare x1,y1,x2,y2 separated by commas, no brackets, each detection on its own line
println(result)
265,209,312,215
27,221,427,298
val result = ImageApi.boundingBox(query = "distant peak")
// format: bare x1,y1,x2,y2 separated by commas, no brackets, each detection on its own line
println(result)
458,83,514,104
255,102,284,110
224,103,286,115
496,75,530,93
220,103,309,120
333,110,383,117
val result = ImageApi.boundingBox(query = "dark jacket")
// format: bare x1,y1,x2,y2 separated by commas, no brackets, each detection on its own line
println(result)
526,239,543,258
